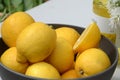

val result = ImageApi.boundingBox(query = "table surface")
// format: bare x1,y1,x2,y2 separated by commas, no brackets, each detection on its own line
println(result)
0,0,120,80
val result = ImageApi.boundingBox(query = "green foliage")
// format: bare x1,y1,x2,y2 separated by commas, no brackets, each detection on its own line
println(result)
0,0,46,22
115,1,120,7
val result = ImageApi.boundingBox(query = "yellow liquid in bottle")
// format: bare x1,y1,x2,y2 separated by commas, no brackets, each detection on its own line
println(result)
93,0,110,18
93,0,116,43
102,33,116,43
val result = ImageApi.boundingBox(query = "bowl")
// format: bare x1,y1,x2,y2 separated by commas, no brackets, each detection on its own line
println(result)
0,24,118,80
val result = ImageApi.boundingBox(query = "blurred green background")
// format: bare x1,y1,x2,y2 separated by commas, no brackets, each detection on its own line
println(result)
0,0,48,22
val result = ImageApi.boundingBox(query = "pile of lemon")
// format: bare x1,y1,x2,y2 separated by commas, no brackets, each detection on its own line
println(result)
0,12,116,79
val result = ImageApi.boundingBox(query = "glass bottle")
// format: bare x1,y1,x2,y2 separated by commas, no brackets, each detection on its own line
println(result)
92,0,116,44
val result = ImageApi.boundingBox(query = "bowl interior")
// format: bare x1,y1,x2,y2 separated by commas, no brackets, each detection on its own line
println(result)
0,24,118,80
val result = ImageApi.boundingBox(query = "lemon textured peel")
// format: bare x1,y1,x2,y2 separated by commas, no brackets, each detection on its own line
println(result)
16,22,57,63
1,12,35,47
55,27,80,47
75,48,111,77
25,62,61,79
1,47,29,74
46,37,74,74
73,22,101,53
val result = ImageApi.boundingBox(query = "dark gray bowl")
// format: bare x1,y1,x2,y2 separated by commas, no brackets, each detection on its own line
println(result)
0,24,118,80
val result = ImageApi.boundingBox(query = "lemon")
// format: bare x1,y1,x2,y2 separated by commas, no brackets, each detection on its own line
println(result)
55,27,80,47
1,47,29,73
25,62,61,79
46,37,74,73
61,69,79,79
73,22,101,53
16,22,56,63
1,12,35,47
75,48,111,77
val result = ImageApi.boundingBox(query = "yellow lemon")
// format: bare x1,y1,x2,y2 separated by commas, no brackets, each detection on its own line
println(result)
46,37,74,73
55,27,80,47
16,22,56,63
1,47,29,74
1,12,35,47
61,69,79,79
25,62,61,79
75,48,111,77
73,22,101,53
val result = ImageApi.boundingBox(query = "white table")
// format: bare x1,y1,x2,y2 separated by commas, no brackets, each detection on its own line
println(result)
0,0,120,80
26,0,93,27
